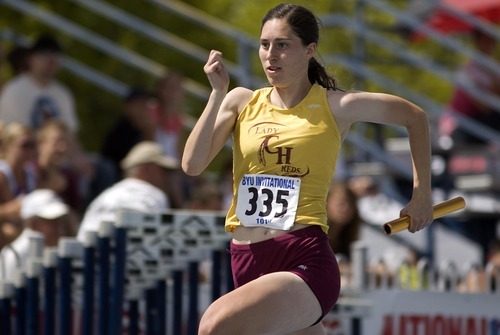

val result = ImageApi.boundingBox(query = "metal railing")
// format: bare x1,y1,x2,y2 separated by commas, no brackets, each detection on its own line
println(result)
70,0,262,88
144,0,260,88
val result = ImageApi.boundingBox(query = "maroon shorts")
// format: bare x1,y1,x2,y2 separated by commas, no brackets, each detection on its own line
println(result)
229,225,341,323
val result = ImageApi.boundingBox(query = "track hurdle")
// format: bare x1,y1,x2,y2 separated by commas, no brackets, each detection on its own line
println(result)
114,209,232,335
111,209,232,334
80,231,97,335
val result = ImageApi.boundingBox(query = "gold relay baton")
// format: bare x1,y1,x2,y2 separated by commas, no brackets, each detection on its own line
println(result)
383,196,466,235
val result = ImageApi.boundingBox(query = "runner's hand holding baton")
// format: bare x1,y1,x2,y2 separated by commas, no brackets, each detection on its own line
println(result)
383,197,466,235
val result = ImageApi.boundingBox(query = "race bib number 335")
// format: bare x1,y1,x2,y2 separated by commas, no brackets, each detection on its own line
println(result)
235,174,301,230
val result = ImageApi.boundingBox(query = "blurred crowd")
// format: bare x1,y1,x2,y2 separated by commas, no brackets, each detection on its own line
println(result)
0,35,228,278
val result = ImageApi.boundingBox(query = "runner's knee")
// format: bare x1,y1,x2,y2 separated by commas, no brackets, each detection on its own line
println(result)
198,302,232,335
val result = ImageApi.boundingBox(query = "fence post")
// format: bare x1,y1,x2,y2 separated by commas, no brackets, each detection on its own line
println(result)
350,241,369,335
127,288,141,335
25,259,41,335
13,272,26,335
351,241,368,292
211,250,222,301
109,226,127,335
155,278,167,335
144,285,155,334
188,261,199,335
81,231,97,335
97,221,114,335
57,238,83,335
26,235,44,335
172,269,184,335
0,281,13,335
42,248,58,335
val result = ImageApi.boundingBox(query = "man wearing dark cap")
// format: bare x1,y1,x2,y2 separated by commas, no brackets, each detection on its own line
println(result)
100,87,157,177
0,34,78,131
76,141,179,241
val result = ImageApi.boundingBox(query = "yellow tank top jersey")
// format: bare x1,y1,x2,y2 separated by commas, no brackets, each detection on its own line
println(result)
226,84,342,233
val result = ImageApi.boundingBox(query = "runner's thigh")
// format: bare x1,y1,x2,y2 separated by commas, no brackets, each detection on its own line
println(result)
198,271,323,335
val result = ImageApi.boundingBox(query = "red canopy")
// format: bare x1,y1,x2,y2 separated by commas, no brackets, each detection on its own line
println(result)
426,0,500,33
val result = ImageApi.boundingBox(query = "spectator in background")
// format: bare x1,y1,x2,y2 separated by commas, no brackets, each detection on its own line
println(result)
36,120,82,213
151,72,189,208
77,141,179,241
101,86,186,208
349,175,404,226
0,34,78,131
326,181,362,261
485,239,500,292
187,179,224,211
219,157,234,211
398,247,425,290
151,71,187,160
439,29,500,147
186,178,225,290
101,88,156,178
0,122,37,248
0,189,73,282
458,238,500,293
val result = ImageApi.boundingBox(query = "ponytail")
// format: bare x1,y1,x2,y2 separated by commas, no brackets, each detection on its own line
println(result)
308,57,337,90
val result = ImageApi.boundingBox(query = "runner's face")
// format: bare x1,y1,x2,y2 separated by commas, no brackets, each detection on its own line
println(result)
259,19,313,87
